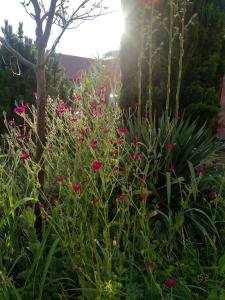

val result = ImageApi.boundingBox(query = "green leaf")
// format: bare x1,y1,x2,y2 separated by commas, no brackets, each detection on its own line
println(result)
219,254,225,273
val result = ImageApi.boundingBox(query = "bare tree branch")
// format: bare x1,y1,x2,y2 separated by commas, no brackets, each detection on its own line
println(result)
0,36,35,70
43,0,58,46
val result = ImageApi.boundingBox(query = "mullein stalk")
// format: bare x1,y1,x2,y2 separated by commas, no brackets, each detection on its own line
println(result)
166,0,174,124
175,2,186,116
137,6,145,130
148,2,154,122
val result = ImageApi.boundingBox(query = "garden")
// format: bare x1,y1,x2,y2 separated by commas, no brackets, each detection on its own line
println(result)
1,0,225,299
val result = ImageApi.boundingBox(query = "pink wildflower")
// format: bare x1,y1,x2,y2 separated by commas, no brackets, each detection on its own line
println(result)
94,110,103,117
167,166,176,173
38,203,45,210
90,140,98,150
14,106,26,114
91,161,102,170
72,185,81,192
55,177,64,182
8,119,15,126
117,127,128,134
166,143,174,151
134,152,143,160
117,193,127,203
209,191,217,198
139,193,146,201
43,214,49,222
21,152,30,161
166,278,176,288
196,165,205,174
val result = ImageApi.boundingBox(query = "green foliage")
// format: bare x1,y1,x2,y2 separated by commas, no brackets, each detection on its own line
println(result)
182,0,225,125
120,0,225,127
0,21,73,132
0,68,225,299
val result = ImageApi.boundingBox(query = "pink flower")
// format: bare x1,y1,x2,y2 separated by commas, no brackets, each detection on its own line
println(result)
56,106,65,113
117,127,128,134
94,110,103,117
166,278,176,288
115,139,124,145
72,184,81,192
90,140,98,149
117,193,127,203
43,214,49,222
92,161,102,170
167,166,176,173
127,155,133,161
8,119,15,126
21,152,30,161
134,152,143,160
14,106,26,114
139,193,146,201
71,95,81,101
38,203,45,210
55,177,64,182
166,143,174,151
132,136,139,145
209,191,217,198
90,200,98,206
79,136,85,142
196,165,205,174
144,262,156,270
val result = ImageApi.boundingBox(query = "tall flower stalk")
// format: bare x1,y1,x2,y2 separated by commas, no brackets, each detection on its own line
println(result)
166,0,174,121
175,1,186,116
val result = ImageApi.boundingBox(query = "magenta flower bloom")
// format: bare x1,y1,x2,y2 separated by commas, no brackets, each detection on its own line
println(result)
139,193,146,201
134,152,143,160
166,278,176,288
14,106,26,113
196,165,205,174
43,214,49,222
55,177,64,182
91,161,102,170
94,110,103,117
90,140,98,149
56,106,65,113
209,191,217,198
117,193,127,203
38,203,45,210
21,152,30,161
8,119,15,126
167,166,175,173
166,143,174,151
72,184,81,192
117,127,128,134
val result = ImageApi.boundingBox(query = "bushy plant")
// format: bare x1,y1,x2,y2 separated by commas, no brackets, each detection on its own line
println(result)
1,68,225,299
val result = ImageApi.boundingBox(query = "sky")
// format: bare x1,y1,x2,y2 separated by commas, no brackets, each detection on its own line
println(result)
0,0,124,58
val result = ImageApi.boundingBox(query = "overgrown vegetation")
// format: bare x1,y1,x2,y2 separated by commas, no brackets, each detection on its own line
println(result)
0,0,225,299
0,21,72,132
0,67,225,299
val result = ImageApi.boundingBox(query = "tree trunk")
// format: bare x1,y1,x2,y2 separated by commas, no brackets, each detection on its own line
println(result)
35,46,46,238
119,0,141,113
